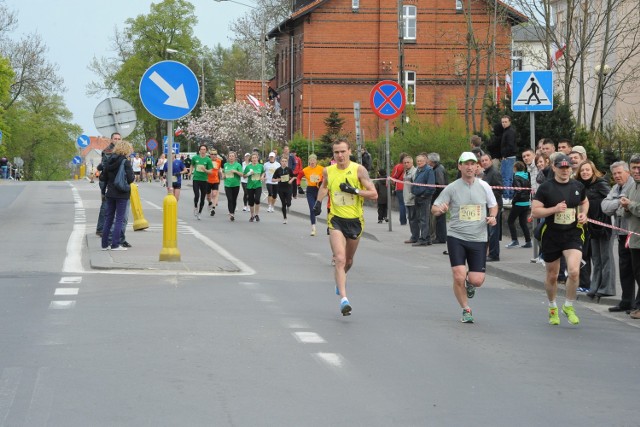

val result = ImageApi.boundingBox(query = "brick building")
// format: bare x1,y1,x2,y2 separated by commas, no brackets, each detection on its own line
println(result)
268,0,527,141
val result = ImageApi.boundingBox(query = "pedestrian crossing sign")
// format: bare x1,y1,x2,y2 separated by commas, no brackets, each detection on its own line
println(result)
511,70,554,112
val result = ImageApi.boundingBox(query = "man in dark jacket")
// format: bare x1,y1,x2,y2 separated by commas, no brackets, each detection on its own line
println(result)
410,153,436,246
96,142,115,236
428,152,448,243
480,153,504,261
500,115,517,201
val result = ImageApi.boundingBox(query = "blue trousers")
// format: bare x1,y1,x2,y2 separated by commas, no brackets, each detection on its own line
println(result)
501,157,515,199
396,190,407,225
102,197,129,249
306,186,319,225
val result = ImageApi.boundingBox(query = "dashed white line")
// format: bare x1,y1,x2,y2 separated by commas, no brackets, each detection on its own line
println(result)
59,277,82,284
54,288,79,296
49,301,76,309
292,332,326,344
313,352,345,368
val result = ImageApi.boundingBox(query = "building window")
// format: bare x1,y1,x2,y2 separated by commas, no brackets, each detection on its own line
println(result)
403,5,417,41
512,50,523,71
405,71,416,104
456,0,463,13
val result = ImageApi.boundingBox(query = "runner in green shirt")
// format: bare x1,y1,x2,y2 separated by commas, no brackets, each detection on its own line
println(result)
243,153,265,222
223,151,243,221
191,144,214,220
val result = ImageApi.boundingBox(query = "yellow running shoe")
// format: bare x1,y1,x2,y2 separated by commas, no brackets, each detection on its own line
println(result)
548,307,560,325
562,304,580,325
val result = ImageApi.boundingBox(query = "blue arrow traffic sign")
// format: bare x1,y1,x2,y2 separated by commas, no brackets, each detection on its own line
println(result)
511,70,554,112
139,60,200,120
76,134,90,148
369,81,406,120
72,156,82,165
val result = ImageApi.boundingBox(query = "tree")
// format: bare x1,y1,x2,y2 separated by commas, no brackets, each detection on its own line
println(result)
185,101,285,156
87,0,202,146
318,110,348,160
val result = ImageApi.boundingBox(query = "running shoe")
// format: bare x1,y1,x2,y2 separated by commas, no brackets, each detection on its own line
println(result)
465,279,475,299
243,206,248,212
283,218,287,224
461,308,474,323
196,213,201,220
230,214,235,222
548,307,560,325
255,215,260,222
193,207,198,217
101,247,109,251
111,246,128,251
210,208,216,217
562,305,580,325
521,241,533,248
340,299,352,316
505,240,520,248
250,216,255,222
310,227,316,236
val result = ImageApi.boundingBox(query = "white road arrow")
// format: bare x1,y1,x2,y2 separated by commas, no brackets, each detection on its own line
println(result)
149,71,189,109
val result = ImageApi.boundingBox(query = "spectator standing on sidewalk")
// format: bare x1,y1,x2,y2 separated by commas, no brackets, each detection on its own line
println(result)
403,156,419,244
618,155,640,319
602,161,636,312
499,116,517,202
576,160,615,299
432,152,498,323
361,147,372,172
428,152,448,243
532,154,588,326
479,153,503,261
374,169,388,223
391,152,408,226
505,161,532,249
410,153,436,246
96,141,115,237
100,140,134,251
522,149,538,191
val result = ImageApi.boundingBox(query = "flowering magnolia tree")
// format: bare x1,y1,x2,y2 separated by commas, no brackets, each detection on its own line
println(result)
184,101,286,154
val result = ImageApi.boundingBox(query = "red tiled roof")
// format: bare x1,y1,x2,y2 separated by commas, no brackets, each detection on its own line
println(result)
81,136,113,157
235,80,262,102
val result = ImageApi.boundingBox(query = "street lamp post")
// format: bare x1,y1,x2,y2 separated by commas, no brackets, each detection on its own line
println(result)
166,48,206,107
214,0,267,103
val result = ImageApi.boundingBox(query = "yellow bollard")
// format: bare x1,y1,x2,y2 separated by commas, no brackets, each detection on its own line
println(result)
79,164,86,179
159,193,181,261
129,183,149,231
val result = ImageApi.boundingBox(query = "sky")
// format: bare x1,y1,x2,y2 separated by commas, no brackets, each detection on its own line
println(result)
5,0,247,137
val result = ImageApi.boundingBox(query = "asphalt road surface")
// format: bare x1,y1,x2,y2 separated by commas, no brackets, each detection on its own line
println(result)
0,180,638,426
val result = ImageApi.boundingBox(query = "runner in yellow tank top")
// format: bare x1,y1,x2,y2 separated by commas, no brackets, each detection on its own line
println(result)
314,140,378,316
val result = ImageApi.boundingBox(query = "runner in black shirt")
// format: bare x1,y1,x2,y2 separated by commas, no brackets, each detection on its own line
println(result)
532,154,589,326
273,156,296,224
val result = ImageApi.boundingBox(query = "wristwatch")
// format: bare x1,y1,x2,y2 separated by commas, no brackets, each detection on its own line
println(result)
355,188,360,195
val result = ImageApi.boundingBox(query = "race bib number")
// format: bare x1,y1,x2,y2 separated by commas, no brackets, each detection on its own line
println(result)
310,174,320,183
554,208,576,225
213,163,219,169
459,204,482,221
333,191,356,207
225,170,234,178
280,174,290,182
196,164,206,172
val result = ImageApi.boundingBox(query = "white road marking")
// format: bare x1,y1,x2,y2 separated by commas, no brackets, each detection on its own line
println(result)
313,352,345,368
62,224,85,273
48,301,76,309
59,277,82,284
54,288,79,296
292,332,326,344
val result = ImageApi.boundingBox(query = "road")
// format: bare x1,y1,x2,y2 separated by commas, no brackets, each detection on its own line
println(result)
0,180,638,426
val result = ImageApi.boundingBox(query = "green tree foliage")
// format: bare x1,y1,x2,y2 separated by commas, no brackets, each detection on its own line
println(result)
318,110,348,160
3,93,80,180
89,0,201,149
388,105,468,170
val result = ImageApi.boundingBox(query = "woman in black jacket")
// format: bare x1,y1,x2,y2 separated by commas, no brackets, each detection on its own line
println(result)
575,160,615,298
100,140,134,251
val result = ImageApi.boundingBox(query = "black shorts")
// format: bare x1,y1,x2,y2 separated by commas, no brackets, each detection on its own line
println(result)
172,182,181,189
145,167,153,173
134,171,141,175
446,236,486,272
208,182,219,192
267,183,278,198
541,225,585,263
328,215,363,240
